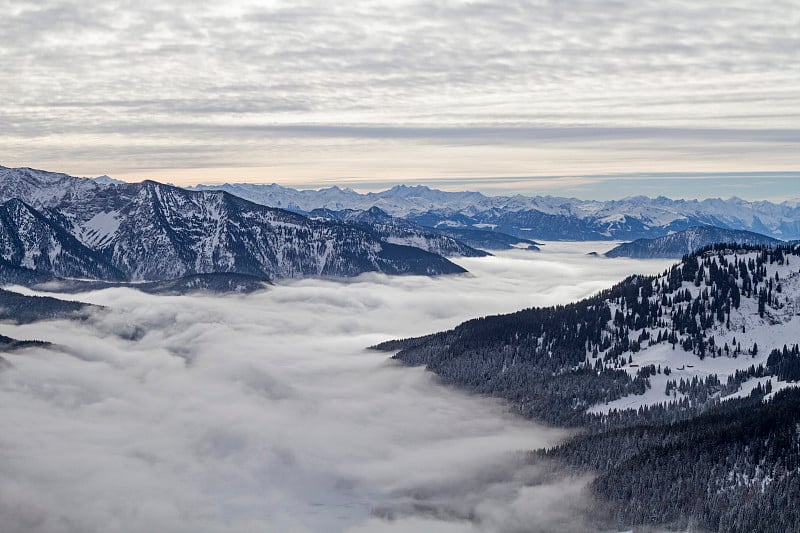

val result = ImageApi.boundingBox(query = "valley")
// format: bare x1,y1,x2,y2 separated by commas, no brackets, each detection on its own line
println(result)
0,243,671,533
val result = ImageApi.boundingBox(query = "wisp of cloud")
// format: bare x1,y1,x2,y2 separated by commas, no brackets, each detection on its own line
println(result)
0,243,674,532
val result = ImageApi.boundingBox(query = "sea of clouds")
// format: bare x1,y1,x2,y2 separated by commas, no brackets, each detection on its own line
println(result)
0,243,674,533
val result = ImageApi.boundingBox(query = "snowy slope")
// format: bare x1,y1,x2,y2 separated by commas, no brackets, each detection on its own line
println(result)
92,175,126,185
378,243,800,425
0,199,124,280
0,166,109,208
590,246,800,414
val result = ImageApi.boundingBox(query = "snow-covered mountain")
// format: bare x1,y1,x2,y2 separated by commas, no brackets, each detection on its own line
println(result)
376,243,800,425
308,206,488,258
92,175,126,185
0,198,124,280
605,226,783,258
0,167,467,283
187,183,489,215
311,206,539,252
427,226,540,251
189,182,800,240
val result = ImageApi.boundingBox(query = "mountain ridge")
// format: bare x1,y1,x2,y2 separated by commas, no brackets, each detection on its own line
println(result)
307,206,489,258
606,226,784,258
0,166,468,284
373,243,800,426
187,181,800,240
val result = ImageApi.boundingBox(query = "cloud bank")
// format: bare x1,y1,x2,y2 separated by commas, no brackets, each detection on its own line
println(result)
1,0,798,184
0,243,674,532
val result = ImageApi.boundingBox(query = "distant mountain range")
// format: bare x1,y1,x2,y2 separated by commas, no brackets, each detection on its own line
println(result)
605,226,784,258
0,166,467,286
188,182,800,241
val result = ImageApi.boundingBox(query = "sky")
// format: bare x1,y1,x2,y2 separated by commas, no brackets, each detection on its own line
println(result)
0,244,676,533
1,1,799,198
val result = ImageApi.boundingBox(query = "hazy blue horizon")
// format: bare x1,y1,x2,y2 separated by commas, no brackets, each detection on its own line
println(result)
197,171,800,202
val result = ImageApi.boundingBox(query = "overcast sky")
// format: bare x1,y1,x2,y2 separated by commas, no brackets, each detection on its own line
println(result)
2,0,799,197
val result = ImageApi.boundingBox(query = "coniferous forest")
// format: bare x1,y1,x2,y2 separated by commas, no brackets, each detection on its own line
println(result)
374,243,800,532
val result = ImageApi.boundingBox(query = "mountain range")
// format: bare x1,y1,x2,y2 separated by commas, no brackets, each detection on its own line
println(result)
4,165,800,289
188,182,800,241
0,166,467,286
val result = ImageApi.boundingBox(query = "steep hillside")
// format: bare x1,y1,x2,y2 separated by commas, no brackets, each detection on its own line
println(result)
0,199,124,280
0,288,99,323
36,272,269,295
375,244,800,426
546,388,800,532
432,227,540,251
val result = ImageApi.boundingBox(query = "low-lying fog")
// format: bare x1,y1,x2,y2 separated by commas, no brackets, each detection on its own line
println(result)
0,243,674,533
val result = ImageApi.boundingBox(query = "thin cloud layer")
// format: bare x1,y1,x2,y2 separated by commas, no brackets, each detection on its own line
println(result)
1,0,798,183
0,244,679,532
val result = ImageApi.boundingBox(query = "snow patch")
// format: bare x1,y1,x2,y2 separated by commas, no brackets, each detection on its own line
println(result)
80,211,122,248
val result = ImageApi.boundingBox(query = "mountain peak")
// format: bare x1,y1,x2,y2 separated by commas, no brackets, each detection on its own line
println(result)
365,205,388,215
93,175,125,185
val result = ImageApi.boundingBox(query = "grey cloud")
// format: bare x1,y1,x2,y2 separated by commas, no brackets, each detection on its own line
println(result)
9,115,800,144
1,0,798,179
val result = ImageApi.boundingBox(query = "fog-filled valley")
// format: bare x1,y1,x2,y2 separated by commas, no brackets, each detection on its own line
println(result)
0,243,674,533
5,0,799,529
